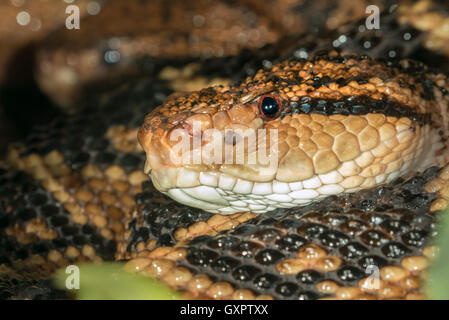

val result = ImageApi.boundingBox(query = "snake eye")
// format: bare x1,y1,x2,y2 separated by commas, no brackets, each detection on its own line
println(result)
258,94,282,120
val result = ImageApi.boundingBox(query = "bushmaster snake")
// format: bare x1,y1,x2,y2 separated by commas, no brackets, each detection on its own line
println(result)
2,0,449,300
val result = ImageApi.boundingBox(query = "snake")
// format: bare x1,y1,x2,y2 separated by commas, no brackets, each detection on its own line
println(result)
2,0,449,300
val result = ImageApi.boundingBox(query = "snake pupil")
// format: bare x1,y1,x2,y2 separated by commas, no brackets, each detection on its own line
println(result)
259,95,280,119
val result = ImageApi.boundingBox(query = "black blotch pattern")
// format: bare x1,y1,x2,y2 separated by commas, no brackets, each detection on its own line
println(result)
127,166,441,299
279,95,430,125
0,170,116,263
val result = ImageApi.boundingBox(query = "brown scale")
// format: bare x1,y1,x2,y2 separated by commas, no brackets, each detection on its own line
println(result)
124,165,449,300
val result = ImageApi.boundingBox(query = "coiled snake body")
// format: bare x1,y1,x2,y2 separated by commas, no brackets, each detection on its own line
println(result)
2,0,449,300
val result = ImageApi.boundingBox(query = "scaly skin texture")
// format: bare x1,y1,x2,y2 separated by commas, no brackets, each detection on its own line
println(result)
122,166,445,300
3,0,449,301
2,58,449,300
138,52,449,214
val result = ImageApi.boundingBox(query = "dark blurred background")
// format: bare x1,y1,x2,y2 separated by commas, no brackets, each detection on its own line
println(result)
0,0,408,154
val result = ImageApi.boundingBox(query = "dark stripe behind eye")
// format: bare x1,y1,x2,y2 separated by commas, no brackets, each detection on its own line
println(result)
279,95,431,125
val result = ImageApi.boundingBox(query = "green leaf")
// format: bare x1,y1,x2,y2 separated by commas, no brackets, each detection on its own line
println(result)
428,210,449,299
54,262,180,300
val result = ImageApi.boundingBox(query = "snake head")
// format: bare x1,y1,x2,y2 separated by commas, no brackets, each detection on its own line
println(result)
139,54,447,214
138,85,280,178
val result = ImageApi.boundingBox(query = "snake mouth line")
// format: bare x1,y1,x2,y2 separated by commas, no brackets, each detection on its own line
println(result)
142,106,446,214
145,120,443,215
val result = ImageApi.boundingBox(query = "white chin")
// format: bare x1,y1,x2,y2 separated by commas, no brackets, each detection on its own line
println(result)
166,186,229,214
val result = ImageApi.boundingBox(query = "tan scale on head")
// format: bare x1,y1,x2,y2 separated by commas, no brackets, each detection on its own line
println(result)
138,52,449,215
